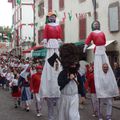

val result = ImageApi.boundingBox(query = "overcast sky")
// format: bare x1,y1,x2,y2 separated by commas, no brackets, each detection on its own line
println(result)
0,0,12,27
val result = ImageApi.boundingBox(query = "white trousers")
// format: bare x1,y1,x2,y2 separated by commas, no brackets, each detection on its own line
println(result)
58,94,80,120
91,93,99,113
98,98,113,118
94,46,119,98
34,93,42,113
46,98,59,120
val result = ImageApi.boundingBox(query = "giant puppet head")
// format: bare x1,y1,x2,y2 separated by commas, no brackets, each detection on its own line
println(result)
45,12,57,24
91,20,100,31
59,43,80,74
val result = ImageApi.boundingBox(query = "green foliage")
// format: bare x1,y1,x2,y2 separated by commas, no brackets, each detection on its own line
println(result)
0,26,12,42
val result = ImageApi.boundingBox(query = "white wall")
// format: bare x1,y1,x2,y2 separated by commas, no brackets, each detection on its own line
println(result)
22,5,33,23
35,0,120,61
21,3,34,42
35,0,92,43
21,25,34,41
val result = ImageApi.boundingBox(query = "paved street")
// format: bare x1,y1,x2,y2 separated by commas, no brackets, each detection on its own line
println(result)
0,87,120,120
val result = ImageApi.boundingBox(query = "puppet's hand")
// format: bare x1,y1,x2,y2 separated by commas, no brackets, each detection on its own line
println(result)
83,44,88,53
40,39,47,47
58,39,63,46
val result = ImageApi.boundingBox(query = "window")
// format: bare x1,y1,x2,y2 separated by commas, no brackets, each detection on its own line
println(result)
14,12,16,25
59,0,64,10
79,0,86,3
38,2,44,17
20,8,22,21
38,29,44,44
61,23,65,41
48,0,52,12
108,2,119,32
16,29,19,46
17,8,21,22
79,17,86,40
12,15,15,25
106,51,119,68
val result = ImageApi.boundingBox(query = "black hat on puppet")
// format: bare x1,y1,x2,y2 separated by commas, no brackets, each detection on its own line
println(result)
47,52,60,67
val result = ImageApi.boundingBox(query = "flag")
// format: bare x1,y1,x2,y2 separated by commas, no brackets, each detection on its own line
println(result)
68,11,72,21
28,37,31,40
7,33,11,42
17,0,21,5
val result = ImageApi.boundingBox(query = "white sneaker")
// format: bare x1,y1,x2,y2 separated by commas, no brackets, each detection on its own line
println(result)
37,113,42,117
26,107,29,112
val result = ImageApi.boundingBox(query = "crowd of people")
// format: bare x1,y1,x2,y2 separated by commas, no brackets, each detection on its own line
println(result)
0,54,119,120
0,56,43,114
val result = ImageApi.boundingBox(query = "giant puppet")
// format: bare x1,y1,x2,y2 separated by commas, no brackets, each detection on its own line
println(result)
83,20,119,98
39,12,63,120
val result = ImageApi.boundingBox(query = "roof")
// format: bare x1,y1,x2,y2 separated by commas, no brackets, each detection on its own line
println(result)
22,45,44,54
32,48,47,58
87,40,116,50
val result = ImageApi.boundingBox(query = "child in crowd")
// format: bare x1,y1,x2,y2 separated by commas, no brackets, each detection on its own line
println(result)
18,64,32,112
31,65,43,117
85,65,98,117
9,74,21,108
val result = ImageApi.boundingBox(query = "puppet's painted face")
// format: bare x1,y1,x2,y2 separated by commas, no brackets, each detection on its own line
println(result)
48,15,56,23
93,21,100,30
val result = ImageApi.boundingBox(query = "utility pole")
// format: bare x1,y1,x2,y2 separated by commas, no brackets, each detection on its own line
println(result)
92,0,97,21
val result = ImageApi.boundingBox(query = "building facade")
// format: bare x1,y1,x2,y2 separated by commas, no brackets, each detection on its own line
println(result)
8,0,120,64
8,0,34,56
34,0,120,65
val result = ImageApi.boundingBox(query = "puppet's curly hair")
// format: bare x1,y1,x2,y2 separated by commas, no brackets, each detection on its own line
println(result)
59,43,80,69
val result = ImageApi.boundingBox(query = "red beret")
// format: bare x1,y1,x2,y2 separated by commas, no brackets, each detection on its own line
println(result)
36,65,43,69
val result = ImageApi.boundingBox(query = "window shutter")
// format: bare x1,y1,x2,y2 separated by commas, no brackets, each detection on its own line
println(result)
79,0,86,3
38,29,44,44
61,23,65,41
79,17,86,40
14,12,16,25
38,2,44,17
16,29,19,46
48,0,52,12
59,0,64,10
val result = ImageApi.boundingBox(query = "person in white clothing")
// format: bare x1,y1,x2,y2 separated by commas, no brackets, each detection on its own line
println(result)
58,43,85,120
39,12,63,120
98,63,114,120
83,21,119,120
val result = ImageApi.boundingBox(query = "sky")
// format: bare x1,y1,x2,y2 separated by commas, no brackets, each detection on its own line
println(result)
0,0,12,27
